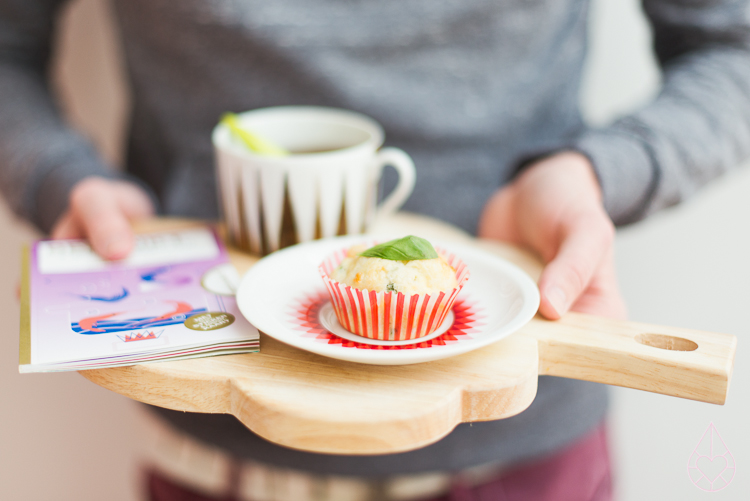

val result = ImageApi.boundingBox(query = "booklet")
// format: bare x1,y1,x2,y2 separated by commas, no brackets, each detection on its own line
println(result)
19,227,259,373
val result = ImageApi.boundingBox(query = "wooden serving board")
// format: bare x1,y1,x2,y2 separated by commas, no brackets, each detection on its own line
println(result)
80,217,737,455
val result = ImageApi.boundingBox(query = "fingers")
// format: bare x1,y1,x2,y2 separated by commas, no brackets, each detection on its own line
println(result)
568,247,627,320
537,212,615,319
69,178,136,260
477,187,521,243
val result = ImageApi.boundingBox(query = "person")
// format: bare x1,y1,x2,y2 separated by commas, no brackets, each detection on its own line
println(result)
2,1,749,499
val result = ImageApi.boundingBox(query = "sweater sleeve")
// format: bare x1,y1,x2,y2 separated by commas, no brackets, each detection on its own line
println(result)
0,0,124,233
574,0,750,225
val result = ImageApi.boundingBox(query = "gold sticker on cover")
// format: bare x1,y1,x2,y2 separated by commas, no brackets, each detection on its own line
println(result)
185,312,235,331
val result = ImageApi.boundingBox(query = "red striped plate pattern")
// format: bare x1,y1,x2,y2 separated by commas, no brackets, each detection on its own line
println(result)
288,289,482,350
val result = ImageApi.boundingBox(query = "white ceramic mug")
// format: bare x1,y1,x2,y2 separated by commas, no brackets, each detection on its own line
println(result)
212,106,416,255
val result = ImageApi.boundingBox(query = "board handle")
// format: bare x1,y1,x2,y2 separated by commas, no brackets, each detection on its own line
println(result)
520,312,737,405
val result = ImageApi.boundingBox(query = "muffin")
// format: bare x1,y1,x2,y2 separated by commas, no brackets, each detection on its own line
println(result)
319,236,469,341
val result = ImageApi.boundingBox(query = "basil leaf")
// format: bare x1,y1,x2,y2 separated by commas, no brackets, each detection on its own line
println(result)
360,236,438,261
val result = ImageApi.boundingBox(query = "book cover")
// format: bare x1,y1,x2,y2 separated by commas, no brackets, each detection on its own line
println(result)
20,227,259,373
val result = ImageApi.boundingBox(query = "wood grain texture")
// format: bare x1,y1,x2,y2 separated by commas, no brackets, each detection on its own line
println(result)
79,215,737,454
83,333,539,454
526,313,736,405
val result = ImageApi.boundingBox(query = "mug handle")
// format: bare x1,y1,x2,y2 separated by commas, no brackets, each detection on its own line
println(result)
372,147,416,219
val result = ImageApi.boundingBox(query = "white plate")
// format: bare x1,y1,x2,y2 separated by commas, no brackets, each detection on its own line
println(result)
237,236,540,365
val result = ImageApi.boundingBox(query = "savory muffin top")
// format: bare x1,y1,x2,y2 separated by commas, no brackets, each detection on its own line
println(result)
329,236,458,295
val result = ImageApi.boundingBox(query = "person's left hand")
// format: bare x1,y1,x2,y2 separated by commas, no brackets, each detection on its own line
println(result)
478,151,627,320
51,177,155,260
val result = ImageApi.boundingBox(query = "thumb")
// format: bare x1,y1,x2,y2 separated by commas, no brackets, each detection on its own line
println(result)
537,213,614,319
70,179,136,260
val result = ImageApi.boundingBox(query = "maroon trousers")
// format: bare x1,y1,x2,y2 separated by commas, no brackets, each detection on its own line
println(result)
147,422,611,501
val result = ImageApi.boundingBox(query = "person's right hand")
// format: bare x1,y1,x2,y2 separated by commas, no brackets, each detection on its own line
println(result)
51,176,155,260
478,152,627,321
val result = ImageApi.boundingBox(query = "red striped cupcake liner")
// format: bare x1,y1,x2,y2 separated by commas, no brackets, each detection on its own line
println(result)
318,246,470,341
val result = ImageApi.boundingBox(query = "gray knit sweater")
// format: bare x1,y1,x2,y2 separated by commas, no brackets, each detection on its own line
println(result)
2,0,749,475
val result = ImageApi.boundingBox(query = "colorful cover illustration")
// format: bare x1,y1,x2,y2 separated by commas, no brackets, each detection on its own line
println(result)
19,228,259,373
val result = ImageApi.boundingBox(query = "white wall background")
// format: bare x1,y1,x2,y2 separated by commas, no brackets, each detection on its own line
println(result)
1,0,748,499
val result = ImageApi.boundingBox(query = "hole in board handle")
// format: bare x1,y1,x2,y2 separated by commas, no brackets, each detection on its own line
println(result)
635,333,698,352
